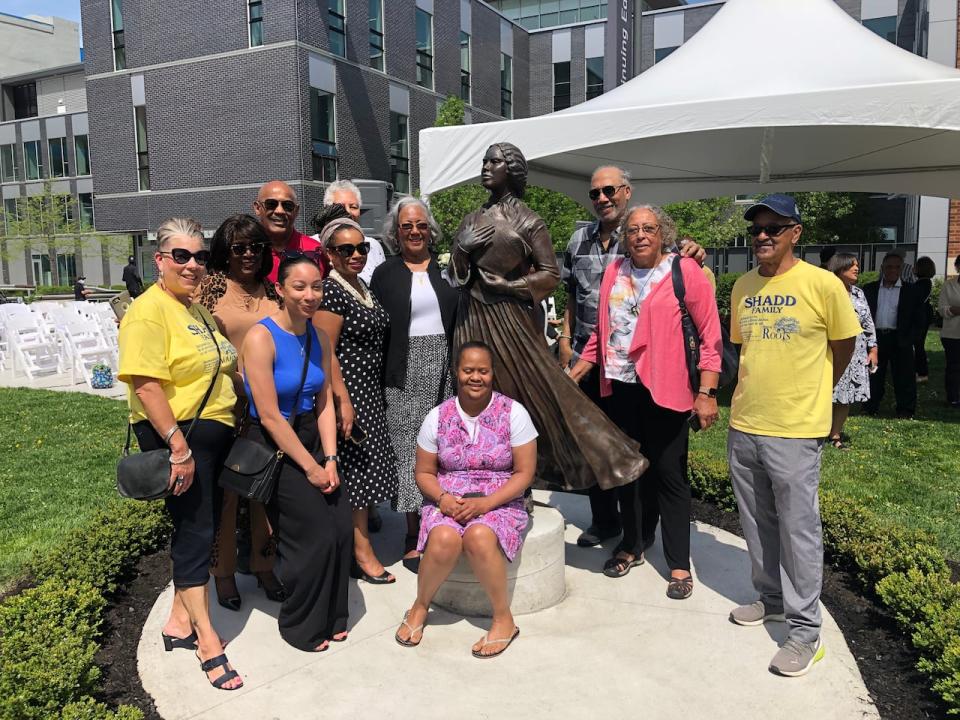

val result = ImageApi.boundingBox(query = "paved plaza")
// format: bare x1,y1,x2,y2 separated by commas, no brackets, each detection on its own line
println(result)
138,491,878,720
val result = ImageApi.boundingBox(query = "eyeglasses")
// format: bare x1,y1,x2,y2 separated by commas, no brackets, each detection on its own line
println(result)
399,222,431,233
330,241,371,258
746,223,798,238
588,184,627,201
258,198,298,213
160,249,211,266
229,241,266,257
624,224,660,238
284,249,323,263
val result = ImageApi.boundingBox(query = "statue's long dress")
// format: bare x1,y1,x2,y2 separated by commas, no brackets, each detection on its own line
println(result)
450,196,648,491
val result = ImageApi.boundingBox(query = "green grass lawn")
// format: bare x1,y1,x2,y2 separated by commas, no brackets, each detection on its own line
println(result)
690,330,960,560
0,388,127,590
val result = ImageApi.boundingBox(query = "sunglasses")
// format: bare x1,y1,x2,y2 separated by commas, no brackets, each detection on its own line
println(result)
589,184,627,201
259,198,298,213
624,224,660,238
746,223,798,238
399,222,431,233
330,241,371,258
284,249,323,263
160,249,211,266
229,241,266,257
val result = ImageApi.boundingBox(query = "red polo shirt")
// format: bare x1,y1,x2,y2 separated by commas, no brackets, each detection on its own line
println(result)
267,230,329,283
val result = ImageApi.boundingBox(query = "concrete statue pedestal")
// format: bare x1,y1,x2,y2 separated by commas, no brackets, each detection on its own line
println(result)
432,504,567,617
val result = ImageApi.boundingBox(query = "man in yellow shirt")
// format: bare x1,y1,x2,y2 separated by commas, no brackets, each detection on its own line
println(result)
727,195,860,678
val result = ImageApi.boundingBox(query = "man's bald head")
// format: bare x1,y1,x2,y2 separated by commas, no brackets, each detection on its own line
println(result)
254,180,300,245
257,180,298,204
591,166,630,188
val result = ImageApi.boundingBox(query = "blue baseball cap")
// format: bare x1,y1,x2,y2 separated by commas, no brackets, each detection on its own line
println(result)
743,194,802,224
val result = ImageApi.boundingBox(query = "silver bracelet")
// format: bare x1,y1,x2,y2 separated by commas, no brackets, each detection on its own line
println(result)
169,448,193,465
163,425,182,444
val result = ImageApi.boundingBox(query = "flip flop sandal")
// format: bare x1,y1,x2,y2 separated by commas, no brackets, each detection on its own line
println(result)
472,627,520,659
395,610,425,647
196,653,242,691
666,575,694,600
602,553,644,578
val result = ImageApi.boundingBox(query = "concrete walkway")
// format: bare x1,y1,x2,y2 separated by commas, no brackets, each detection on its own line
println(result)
0,368,125,399
138,490,878,720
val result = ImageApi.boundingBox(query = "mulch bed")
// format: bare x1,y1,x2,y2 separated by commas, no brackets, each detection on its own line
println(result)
95,504,949,720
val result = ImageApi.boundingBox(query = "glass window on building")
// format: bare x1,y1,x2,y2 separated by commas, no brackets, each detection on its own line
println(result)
24,140,42,181
74,135,91,176
460,31,471,103
2,198,19,235
501,53,513,118
79,192,94,230
135,106,150,191
48,137,68,178
586,57,603,100
416,9,434,89
12,83,38,120
389,111,409,194
654,46,678,63
0,144,19,183
369,0,385,71
249,0,263,47
490,0,606,29
863,15,897,43
310,88,338,182
328,0,346,57
111,0,126,71
553,61,571,111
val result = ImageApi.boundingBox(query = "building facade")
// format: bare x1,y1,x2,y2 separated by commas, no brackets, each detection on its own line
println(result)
0,13,81,79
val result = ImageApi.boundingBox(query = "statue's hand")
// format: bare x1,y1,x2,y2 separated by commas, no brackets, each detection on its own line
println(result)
457,220,495,254
476,267,514,293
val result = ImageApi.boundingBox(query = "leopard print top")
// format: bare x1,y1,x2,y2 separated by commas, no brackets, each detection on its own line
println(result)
196,271,282,312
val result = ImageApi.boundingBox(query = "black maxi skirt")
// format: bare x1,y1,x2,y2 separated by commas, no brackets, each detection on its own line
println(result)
249,415,353,651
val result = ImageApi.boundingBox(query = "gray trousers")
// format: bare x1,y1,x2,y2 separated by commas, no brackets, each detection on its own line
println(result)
727,428,824,644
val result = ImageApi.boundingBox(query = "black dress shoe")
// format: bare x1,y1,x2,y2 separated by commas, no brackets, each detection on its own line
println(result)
215,576,242,612
256,571,287,602
576,525,622,547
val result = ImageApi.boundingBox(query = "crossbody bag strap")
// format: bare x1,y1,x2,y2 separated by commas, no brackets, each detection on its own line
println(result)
671,255,689,318
287,327,313,429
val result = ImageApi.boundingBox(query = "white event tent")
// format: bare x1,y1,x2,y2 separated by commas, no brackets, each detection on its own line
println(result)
418,0,960,206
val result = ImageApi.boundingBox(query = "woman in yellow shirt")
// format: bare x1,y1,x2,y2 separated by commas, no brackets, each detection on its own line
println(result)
118,218,243,692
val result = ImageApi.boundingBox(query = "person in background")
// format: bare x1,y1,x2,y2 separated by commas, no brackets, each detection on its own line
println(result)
394,342,537,658
123,255,145,298
826,253,877,450
74,276,93,301
195,214,285,611
912,256,936,383
372,196,458,573
118,218,243,691
315,213,399,584
726,194,859,677
315,180,386,285
570,205,721,599
818,246,837,270
242,255,351,652
862,252,925,418
253,180,328,284
939,255,960,409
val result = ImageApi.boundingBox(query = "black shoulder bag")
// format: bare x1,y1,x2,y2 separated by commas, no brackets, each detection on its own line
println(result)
671,258,739,390
219,329,313,503
116,313,223,501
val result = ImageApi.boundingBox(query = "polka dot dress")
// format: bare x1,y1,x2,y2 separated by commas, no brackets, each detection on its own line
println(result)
319,278,398,509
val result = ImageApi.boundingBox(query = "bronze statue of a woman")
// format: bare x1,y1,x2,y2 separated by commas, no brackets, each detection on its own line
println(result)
448,142,647,491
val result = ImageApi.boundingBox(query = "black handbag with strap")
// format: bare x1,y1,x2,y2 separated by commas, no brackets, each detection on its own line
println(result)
116,312,223,501
671,258,739,390
219,328,313,503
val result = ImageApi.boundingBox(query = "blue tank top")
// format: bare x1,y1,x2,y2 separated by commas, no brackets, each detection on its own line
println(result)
244,317,325,419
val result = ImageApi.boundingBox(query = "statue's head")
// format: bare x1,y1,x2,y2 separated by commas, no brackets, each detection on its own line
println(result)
482,142,528,200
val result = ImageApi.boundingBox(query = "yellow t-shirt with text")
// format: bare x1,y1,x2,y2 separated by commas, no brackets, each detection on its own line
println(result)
730,260,861,438
118,285,238,426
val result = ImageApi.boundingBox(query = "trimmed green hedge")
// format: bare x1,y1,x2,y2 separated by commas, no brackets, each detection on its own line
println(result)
0,502,169,719
689,455,960,714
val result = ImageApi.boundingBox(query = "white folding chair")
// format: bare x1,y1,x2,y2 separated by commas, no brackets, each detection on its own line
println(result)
5,313,60,380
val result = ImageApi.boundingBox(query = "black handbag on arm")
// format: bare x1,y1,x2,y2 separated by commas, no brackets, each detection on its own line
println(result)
116,313,223,501
671,258,739,390
219,328,312,503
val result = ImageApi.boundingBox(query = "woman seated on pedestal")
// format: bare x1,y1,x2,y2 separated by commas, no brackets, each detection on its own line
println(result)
394,341,537,658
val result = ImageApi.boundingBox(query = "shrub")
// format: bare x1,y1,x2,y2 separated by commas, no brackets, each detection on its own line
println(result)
856,270,879,287
713,273,741,319
60,697,144,720
0,580,104,720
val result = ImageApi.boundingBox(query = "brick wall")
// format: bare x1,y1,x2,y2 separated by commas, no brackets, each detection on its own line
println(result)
949,0,960,271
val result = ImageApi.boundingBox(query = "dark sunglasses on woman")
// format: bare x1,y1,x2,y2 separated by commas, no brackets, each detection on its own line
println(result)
229,241,266,257
330,242,371,259
160,249,211,266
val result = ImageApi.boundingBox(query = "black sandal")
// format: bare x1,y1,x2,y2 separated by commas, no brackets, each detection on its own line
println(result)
350,560,396,584
402,534,421,574
162,631,198,652
197,653,242,691
666,575,694,600
602,552,644,578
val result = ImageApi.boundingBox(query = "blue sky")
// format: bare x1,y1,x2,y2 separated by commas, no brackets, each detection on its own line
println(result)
0,0,81,24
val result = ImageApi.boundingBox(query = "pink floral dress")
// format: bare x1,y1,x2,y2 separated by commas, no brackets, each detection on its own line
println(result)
417,392,529,561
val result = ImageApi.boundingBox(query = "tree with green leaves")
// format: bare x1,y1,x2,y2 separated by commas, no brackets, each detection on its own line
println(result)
435,95,466,128
0,180,130,286
664,197,744,248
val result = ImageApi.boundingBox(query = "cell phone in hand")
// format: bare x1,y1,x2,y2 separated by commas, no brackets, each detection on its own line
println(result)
687,412,702,432
109,291,132,320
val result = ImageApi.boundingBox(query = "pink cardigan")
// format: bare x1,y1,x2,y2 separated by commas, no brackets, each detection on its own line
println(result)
580,255,722,412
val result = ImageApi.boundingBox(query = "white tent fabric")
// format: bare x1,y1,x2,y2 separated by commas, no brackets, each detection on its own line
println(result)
418,0,960,205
